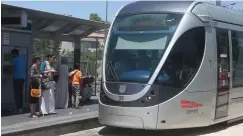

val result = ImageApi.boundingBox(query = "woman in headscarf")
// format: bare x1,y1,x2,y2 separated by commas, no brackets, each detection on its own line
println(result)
55,57,69,109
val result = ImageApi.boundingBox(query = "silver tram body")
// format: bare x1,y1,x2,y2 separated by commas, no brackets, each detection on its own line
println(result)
99,1,243,130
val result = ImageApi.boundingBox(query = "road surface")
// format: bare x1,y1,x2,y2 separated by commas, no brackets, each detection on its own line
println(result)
61,120,243,136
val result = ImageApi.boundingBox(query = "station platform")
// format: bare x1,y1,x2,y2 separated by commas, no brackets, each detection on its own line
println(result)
62,120,243,136
1,97,101,136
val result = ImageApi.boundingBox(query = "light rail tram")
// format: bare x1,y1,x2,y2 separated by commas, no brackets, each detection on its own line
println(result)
99,1,243,130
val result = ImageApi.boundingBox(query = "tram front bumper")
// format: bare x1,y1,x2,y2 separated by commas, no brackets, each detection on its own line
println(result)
98,101,158,130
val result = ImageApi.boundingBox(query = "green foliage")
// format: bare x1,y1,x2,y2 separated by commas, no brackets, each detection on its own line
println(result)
32,38,103,77
89,13,102,22
82,49,103,61
33,38,61,60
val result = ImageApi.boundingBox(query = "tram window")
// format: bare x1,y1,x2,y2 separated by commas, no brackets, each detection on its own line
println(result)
105,13,183,83
155,27,205,89
232,31,243,88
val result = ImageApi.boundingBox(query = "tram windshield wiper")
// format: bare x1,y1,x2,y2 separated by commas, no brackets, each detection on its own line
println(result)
107,60,120,84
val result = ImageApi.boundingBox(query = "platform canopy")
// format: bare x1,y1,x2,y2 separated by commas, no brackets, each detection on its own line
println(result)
1,4,110,42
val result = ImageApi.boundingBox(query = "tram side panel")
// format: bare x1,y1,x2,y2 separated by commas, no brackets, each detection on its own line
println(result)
99,101,159,129
156,26,216,129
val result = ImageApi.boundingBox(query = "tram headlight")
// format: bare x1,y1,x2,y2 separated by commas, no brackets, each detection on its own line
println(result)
146,96,152,100
145,89,156,101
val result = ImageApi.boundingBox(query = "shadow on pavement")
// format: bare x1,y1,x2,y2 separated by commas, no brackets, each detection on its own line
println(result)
2,99,98,117
98,120,243,136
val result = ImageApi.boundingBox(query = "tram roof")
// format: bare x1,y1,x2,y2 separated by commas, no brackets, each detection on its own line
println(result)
117,1,193,16
1,3,110,42
117,1,243,27
202,2,243,26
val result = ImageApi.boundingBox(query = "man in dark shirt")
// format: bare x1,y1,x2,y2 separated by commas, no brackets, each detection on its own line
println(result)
12,48,26,113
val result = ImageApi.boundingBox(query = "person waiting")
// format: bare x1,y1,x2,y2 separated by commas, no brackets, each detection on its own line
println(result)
69,63,82,109
11,48,26,114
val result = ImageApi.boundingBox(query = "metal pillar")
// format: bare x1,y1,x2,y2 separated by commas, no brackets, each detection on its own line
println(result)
52,39,61,70
93,37,98,96
73,38,81,68
106,0,108,22
216,0,221,6
105,0,109,43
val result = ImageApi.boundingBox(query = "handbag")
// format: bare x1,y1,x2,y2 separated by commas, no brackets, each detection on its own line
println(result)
31,88,41,98
41,75,51,90
30,81,41,98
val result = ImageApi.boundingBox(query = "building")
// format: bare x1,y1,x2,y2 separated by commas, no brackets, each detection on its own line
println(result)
59,30,106,79
60,29,106,54
81,29,106,52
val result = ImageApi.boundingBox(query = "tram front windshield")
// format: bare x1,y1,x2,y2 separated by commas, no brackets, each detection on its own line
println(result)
105,13,183,83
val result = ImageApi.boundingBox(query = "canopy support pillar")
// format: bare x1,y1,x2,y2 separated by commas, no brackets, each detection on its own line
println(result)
73,37,81,68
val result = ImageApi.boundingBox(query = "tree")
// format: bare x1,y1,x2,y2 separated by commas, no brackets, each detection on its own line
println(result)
51,40,61,57
33,38,52,59
81,49,103,62
32,38,61,61
89,13,102,22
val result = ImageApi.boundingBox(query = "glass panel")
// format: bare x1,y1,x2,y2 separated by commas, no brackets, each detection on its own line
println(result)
115,33,168,50
216,28,230,91
215,28,230,119
155,27,205,90
105,13,183,83
232,31,243,88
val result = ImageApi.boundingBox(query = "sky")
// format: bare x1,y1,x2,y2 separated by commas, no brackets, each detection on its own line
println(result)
2,1,134,22
2,1,243,22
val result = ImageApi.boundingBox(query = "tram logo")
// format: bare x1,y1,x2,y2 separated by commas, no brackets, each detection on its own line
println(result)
180,100,203,109
119,85,126,94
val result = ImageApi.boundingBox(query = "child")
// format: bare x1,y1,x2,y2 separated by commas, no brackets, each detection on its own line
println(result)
70,63,82,109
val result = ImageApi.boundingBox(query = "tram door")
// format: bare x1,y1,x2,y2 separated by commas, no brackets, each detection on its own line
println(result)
214,28,231,119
